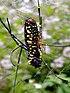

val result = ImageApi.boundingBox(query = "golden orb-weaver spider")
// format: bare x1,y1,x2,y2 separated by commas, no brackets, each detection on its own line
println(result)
0,0,69,92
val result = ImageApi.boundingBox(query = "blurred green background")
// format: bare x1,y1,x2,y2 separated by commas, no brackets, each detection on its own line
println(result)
0,0,70,93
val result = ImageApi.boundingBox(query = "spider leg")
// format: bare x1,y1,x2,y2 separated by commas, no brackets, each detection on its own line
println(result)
37,0,42,34
42,59,68,83
0,18,27,50
42,44,70,47
38,0,42,27
10,43,29,66
10,46,21,66
13,47,22,93
0,18,19,45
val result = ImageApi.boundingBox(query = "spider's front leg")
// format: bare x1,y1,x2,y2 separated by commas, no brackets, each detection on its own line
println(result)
0,18,27,50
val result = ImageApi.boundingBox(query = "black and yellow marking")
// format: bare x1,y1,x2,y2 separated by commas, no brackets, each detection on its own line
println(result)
24,17,42,68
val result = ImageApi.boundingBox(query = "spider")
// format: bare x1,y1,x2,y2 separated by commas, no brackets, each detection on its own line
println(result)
0,0,69,92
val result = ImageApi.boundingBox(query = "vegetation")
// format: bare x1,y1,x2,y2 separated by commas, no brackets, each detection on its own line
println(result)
0,0,70,93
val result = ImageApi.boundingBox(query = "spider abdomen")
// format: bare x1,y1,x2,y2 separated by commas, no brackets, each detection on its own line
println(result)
24,17,42,68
